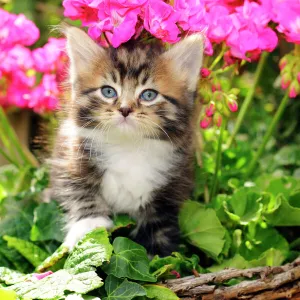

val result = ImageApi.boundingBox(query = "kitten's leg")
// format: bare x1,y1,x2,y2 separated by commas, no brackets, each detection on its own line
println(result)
132,205,181,257
56,179,113,250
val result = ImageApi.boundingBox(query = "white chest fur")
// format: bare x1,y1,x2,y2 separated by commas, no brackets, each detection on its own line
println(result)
98,138,175,213
60,120,176,214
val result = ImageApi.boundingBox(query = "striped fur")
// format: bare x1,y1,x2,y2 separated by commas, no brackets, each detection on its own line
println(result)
50,26,204,256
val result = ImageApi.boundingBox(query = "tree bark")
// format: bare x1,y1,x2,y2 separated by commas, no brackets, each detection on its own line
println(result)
162,258,300,299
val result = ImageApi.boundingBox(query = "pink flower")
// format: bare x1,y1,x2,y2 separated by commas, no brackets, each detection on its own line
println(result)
175,0,207,32
63,0,101,26
205,5,233,43
29,74,60,113
0,9,39,51
271,0,300,44
33,38,67,73
144,0,180,43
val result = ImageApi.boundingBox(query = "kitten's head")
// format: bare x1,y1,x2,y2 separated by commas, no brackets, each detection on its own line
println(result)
64,26,204,142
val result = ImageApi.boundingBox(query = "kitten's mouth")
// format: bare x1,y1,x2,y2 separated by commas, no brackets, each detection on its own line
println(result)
115,116,135,129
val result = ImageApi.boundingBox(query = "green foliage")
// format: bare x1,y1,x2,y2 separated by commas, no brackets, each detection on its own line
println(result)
103,237,156,282
64,228,113,274
104,275,146,300
179,200,226,259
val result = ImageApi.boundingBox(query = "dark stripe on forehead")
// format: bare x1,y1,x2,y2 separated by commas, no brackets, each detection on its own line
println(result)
111,71,117,83
128,63,149,79
163,95,180,107
82,87,99,95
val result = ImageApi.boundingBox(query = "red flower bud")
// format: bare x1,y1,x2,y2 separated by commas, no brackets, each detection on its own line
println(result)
279,57,287,70
200,68,211,78
227,98,238,112
205,101,216,117
288,80,300,98
281,72,292,90
200,115,212,129
213,113,222,127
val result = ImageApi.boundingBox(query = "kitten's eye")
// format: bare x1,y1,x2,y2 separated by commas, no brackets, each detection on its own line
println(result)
101,86,117,99
140,89,158,101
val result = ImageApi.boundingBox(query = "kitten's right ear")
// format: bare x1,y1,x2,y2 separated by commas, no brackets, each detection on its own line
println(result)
61,24,104,79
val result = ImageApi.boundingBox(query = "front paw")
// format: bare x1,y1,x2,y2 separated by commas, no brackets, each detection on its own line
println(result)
64,216,113,250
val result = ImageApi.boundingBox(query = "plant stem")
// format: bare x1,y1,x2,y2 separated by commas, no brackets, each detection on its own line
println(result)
0,107,33,166
0,148,20,167
246,92,290,177
227,51,269,148
209,44,226,70
210,120,226,201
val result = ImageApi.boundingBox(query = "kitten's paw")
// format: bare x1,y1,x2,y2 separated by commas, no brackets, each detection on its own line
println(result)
64,216,113,250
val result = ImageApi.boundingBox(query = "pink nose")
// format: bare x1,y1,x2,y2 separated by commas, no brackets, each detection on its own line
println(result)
119,107,133,117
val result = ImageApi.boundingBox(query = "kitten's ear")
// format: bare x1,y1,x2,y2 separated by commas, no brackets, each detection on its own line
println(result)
61,24,104,80
163,34,204,91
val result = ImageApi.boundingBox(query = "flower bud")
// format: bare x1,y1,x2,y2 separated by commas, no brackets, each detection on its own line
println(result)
279,56,288,70
297,72,300,84
227,98,238,112
200,115,212,129
288,80,300,98
200,68,211,78
229,88,240,95
213,112,222,127
281,72,292,89
205,101,216,117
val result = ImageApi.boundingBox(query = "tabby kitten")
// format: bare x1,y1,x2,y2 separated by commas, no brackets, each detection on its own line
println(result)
51,26,204,256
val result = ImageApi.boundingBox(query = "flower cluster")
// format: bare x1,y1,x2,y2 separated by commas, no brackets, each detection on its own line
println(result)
199,68,238,128
0,9,67,113
62,0,282,60
279,50,300,98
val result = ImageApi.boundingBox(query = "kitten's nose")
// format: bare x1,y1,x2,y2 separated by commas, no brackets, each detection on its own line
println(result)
119,107,133,118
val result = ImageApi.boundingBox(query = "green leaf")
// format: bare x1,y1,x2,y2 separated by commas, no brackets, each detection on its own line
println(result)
3,236,48,268
0,289,17,300
103,237,156,282
179,200,226,259
150,253,205,279
209,248,286,272
223,188,263,225
0,267,27,285
7,269,103,299
144,284,179,300
111,214,135,233
64,228,113,273
30,201,65,242
104,275,146,300
239,226,289,261
36,245,69,273
0,197,36,240
265,194,300,226
274,145,300,167
0,240,32,273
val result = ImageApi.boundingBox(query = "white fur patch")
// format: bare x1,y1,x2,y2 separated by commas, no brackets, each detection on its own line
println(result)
60,120,176,215
64,216,113,250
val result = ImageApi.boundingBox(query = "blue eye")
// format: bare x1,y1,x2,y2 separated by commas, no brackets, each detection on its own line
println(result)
101,86,117,98
140,89,158,101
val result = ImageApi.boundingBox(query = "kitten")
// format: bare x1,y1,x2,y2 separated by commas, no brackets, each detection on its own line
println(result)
50,26,204,256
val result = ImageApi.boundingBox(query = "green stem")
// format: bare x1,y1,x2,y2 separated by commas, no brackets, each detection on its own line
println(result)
0,107,32,166
209,44,226,70
0,148,20,167
246,92,290,178
210,120,226,201
227,51,269,148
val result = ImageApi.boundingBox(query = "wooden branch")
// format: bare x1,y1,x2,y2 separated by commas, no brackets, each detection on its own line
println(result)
162,258,300,299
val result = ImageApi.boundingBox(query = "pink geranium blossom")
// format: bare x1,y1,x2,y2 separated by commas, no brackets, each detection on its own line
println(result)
144,0,180,43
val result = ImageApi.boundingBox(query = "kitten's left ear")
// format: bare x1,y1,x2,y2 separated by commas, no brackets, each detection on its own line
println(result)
163,34,204,91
